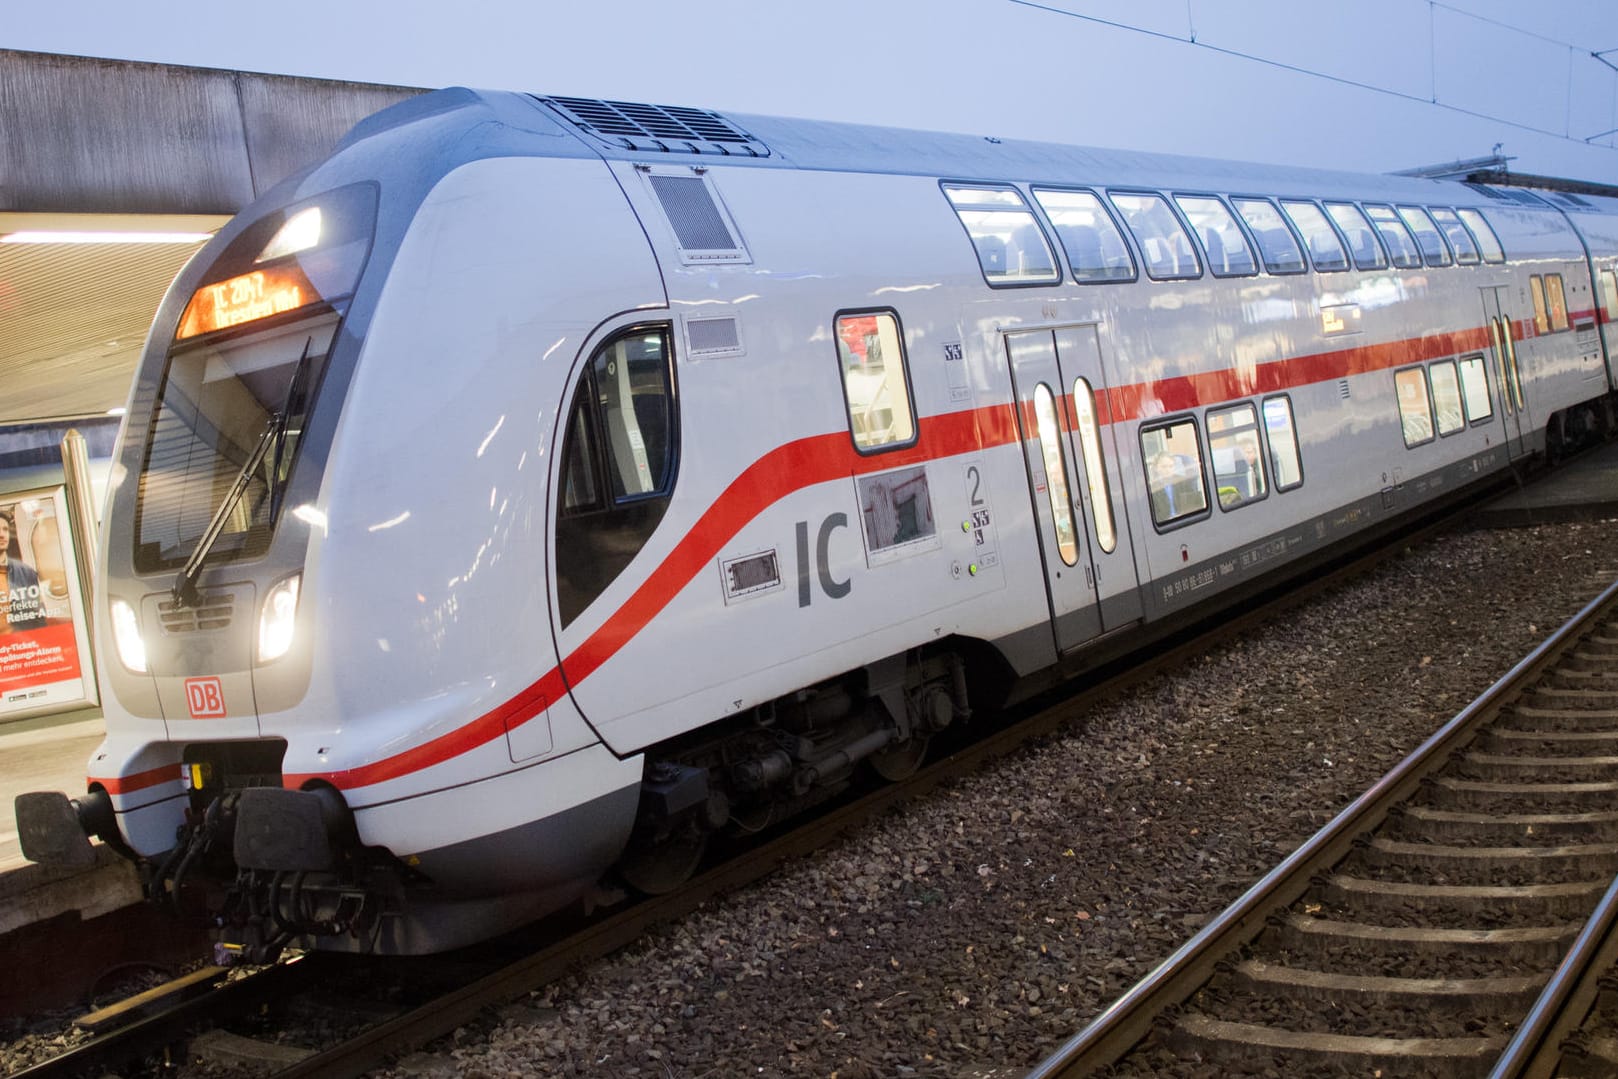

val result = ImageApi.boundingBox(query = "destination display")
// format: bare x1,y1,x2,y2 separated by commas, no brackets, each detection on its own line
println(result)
175,265,315,340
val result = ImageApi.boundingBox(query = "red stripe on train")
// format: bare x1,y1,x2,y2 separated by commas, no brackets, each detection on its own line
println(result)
287,317,1541,792
90,763,183,795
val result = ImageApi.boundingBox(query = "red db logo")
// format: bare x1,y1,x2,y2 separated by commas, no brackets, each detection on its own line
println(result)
185,677,226,719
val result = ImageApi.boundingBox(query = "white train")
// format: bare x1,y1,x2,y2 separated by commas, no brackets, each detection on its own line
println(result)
17,88,1618,958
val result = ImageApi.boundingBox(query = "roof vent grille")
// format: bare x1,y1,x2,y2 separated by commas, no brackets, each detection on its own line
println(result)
539,96,770,157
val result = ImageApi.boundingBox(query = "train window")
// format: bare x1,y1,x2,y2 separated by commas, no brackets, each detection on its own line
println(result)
1032,188,1137,283
1428,361,1465,436
1206,403,1267,511
1530,275,1550,335
1280,200,1349,272
942,184,1061,287
1324,202,1388,271
1363,205,1423,269
555,326,679,626
1428,209,1480,265
1071,377,1116,553
1261,396,1303,491
1394,367,1435,447
1545,273,1570,332
836,311,917,452
562,330,677,507
1033,384,1079,566
1172,195,1258,277
1601,269,1618,324
1231,198,1306,274
1140,419,1209,527
135,310,339,573
1108,191,1202,280
1396,206,1452,267
1457,355,1493,422
1456,208,1505,263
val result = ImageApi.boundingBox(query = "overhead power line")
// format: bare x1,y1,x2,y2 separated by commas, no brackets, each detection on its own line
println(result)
1006,0,1618,151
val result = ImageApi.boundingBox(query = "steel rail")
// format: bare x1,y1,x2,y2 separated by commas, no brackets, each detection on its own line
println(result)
1024,573,1618,1079
1488,863,1618,1077
7,956,321,1079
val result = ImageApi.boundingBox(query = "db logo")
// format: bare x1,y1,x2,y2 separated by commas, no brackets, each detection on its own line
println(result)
184,677,227,719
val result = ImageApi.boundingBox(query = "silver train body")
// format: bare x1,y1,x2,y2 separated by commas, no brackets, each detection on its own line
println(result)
32,89,1618,955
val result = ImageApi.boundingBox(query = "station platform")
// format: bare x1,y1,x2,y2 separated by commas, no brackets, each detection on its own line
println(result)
1,708,102,873
0,709,144,941
1473,439,1618,525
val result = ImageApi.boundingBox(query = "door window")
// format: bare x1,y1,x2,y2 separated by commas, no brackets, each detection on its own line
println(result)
1070,378,1116,552
1033,384,1079,566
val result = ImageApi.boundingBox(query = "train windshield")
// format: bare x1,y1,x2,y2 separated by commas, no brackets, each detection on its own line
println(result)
133,311,338,573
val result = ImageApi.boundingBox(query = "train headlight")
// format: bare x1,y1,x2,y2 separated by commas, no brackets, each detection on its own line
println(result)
258,574,301,663
109,598,147,673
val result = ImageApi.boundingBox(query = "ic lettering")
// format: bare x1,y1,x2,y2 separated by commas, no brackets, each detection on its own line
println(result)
796,513,851,606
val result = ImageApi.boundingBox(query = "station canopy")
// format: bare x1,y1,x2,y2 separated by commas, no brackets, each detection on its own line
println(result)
0,50,421,424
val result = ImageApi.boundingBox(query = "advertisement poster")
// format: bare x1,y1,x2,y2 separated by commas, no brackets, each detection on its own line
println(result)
0,487,96,718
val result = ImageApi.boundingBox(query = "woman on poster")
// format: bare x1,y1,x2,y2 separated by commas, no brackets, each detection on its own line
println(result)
0,512,49,632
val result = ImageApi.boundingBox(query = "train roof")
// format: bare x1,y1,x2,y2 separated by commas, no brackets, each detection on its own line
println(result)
345,88,1600,220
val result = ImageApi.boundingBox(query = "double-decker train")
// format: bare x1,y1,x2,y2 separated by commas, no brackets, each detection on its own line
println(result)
17,87,1618,958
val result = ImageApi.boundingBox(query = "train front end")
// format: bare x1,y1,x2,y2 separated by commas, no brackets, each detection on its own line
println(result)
15,89,663,957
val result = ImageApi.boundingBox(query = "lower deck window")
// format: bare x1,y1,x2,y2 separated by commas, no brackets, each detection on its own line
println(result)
1428,361,1465,436
1207,403,1267,510
1141,420,1208,527
1395,367,1435,447
1261,396,1304,490
1457,355,1493,422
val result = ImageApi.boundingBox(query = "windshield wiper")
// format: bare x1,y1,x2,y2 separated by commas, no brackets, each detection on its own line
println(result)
172,338,315,609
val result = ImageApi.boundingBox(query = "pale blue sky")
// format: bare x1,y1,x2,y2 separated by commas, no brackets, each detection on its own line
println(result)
6,0,1617,182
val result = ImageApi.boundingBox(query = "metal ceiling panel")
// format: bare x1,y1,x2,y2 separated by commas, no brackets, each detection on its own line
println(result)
0,237,204,421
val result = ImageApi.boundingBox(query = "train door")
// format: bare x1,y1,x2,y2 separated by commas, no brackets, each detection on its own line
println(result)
1481,287,1528,458
1005,327,1142,654
1053,326,1144,630
1598,263,1618,388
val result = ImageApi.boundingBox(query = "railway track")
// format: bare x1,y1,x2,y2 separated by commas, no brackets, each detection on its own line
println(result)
0,483,1562,1079
1029,575,1618,1078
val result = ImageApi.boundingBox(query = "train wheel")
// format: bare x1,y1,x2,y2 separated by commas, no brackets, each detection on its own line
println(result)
868,735,929,782
617,820,708,896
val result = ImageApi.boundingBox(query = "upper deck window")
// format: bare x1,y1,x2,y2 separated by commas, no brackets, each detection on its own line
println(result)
1455,208,1505,263
1530,275,1550,334
1428,208,1480,265
1364,204,1423,269
1032,188,1137,283
942,184,1061,287
1173,195,1258,277
1231,198,1306,274
1396,206,1452,267
1108,192,1202,280
1324,202,1388,271
1280,200,1349,272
